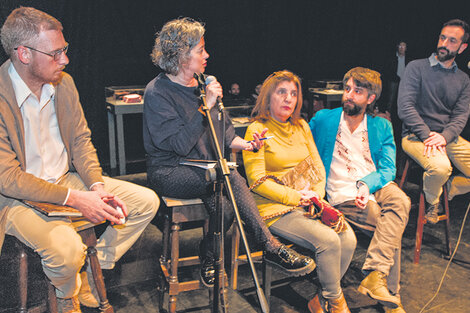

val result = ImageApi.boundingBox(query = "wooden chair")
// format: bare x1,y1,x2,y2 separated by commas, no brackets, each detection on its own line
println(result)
398,157,452,263
156,196,227,313
5,219,113,313
2,235,58,313
7,201,114,313
230,223,310,308
72,217,114,312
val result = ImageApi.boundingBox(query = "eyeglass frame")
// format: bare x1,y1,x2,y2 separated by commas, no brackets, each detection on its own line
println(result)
14,44,69,61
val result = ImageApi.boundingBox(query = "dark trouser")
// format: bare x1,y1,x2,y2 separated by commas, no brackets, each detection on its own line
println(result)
148,165,275,258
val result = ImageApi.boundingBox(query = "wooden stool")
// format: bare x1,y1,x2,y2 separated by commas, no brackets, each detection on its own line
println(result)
4,235,58,313
72,218,114,313
157,196,226,313
230,223,307,308
6,217,113,313
399,157,452,263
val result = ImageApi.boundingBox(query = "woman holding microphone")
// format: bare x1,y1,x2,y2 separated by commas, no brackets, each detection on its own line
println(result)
143,18,315,287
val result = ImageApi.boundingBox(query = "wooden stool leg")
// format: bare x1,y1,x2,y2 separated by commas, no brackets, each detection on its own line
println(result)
262,255,272,308
414,191,426,264
168,223,181,313
47,280,58,313
443,187,452,257
399,158,410,189
18,244,28,313
79,228,114,313
161,213,170,263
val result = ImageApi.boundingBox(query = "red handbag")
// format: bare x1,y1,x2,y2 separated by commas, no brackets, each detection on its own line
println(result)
249,156,347,233
306,197,347,233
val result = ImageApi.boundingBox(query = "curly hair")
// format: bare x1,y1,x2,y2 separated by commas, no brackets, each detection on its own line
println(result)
151,17,205,75
1,7,62,59
251,70,303,125
343,67,382,114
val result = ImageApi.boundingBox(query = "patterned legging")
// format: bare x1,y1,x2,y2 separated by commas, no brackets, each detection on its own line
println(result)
148,165,279,258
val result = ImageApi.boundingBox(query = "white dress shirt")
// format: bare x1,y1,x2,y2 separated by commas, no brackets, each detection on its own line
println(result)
326,112,377,206
8,63,69,184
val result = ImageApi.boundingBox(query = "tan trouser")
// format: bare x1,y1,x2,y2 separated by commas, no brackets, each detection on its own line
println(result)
402,135,470,204
336,182,411,294
5,172,159,298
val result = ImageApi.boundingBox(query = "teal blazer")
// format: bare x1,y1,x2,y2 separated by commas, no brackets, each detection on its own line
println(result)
309,107,396,194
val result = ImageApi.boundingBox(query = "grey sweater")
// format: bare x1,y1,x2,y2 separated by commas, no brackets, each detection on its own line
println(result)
397,54,470,144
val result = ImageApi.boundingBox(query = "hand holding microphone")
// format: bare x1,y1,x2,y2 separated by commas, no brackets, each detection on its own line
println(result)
205,75,224,111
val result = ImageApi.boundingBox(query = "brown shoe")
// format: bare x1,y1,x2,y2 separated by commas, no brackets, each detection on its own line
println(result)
78,270,100,308
384,303,406,313
57,296,81,313
308,293,325,313
357,271,400,308
425,203,440,224
327,292,351,313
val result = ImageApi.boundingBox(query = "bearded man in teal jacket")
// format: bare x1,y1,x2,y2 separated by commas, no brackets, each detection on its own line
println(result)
309,67,410,313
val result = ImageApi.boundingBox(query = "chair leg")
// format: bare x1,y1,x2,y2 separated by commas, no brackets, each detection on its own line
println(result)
414,191,426,264
168,223,181,313
47,280,58,313
161,213,170,263
79,228,114,313
399,158,410,189
443,187,452,258
18,244,28,313
262,255,272,309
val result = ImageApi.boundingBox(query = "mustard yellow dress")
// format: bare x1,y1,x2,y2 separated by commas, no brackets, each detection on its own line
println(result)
243,118,326,226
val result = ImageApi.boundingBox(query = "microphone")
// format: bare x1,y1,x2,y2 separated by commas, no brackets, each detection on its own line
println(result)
205,75,225,112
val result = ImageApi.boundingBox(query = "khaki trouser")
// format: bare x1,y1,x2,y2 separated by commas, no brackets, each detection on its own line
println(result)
402,135,470,205
5,172,159,298
336,182,410,294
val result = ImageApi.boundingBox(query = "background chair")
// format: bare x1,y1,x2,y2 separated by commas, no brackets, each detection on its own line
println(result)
398,156,452,264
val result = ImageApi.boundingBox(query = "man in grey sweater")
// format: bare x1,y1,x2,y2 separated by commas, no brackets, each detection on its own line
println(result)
398,19,470,223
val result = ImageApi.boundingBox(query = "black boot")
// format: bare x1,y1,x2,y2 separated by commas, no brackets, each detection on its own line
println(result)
265,245,316,276
200,256,215,288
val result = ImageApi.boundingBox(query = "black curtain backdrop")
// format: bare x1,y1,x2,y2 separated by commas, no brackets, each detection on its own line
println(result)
1,0,469,171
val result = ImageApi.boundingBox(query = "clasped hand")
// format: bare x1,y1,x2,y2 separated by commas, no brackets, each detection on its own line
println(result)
66,184,127,225
423,131,447,157
298,183,319,207
355,182,369,209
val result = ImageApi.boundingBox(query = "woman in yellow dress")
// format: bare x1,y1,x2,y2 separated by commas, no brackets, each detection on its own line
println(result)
243,70,357,313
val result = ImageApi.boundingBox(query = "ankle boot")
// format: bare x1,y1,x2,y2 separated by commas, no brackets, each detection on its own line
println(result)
307,293,325,313
326,292,350,313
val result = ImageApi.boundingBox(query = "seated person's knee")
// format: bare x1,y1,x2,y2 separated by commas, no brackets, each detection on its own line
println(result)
43,227,86,275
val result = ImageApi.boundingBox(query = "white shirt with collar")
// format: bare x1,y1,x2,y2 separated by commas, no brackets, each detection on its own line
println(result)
8,63,69,185
326,112,377,206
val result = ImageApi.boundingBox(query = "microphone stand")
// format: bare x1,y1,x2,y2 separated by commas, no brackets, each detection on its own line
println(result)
194,73,269,313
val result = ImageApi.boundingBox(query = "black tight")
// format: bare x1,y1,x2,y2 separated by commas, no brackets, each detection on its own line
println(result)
148,165,280,257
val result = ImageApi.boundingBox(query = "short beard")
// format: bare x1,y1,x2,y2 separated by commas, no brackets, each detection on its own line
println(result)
342,101,362,116
436,46,458,62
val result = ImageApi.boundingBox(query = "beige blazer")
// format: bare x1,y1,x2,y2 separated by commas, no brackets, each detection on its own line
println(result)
0,60,103,252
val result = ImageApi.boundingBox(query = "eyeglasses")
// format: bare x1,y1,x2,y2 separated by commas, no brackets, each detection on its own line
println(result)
14,44,69,61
